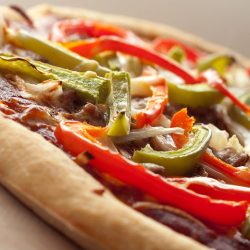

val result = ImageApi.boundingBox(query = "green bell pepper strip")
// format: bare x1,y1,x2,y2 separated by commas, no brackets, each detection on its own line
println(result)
132,125,211,176
168,82,224,107
55,120,248,227
0,54,110,103
168,46,186,63
229,92,250,129
4,28,109,76
197,53,235,77
106,71,131,136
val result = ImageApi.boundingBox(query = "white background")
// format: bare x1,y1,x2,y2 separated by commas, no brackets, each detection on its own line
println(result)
1,0,250,56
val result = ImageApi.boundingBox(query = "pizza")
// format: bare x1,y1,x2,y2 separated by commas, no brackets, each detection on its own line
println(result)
0,4,250,250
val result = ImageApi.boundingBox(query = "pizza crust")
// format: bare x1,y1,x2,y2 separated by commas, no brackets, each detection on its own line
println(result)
0,4,247,250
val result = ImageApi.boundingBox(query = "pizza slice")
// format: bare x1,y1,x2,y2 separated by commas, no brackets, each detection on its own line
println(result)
0,4,249,250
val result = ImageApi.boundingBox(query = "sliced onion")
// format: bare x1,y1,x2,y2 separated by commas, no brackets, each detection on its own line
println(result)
215,106,250,155
151,114,171,128
207,123,229,151
21,80,63,106
131,75,165,97
98,136,118,153
151,135,176,151
112,126,183,144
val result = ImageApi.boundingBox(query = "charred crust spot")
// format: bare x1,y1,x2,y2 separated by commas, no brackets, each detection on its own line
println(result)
92,188,105,196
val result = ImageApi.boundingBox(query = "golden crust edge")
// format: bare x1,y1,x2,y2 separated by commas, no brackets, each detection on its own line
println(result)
28,4,250,67
0,115,208,250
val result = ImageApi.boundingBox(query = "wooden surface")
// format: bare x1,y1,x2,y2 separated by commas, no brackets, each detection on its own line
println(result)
0,186,81,250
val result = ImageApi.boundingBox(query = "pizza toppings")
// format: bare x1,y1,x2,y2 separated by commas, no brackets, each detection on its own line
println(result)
197,53,235,77
4,28,109,75
0,54,111,103
229,91,250,129
106,71,131,136
49,18,141,43
152,38,201,64
168,82,224,108
132,125,211,176
169,177,250,203
65,37,197,83
1,11,250,249
201,151,250,186
133,82,168,128
55,121,248,227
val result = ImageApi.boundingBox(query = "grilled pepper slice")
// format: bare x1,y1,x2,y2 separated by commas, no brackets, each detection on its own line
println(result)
107,71,131,136
168,82,224,107
55,121,247,227
229,92,250,129
132,125,211,176
0,54,110,103
197,53,235,77
4,28,109,76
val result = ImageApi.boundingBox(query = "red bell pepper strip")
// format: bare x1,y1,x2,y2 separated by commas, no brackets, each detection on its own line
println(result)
65,37,197,83
169,177,250,203
201,151,250,187
133,80,168,128
198,70,250,115
49,19,141,43
55,121,248,227
170,108,195,148
152,38,201,63
79,122,107,143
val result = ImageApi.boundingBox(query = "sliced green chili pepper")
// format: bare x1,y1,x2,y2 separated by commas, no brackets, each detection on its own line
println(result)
0,54,110,103
4,28,109,76
168,82,224,107
168,46,186,63
107,71,131,136
197,53,235,77
229,92,250,129
132,125,211,176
